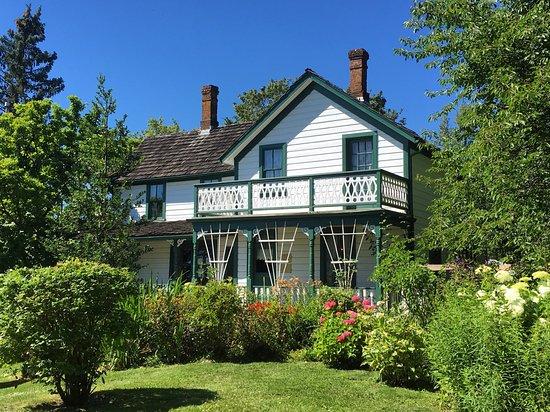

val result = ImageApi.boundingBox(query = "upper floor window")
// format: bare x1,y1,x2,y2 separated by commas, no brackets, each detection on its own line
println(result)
260,144,286,178
343,133,377,171
147,183,165,220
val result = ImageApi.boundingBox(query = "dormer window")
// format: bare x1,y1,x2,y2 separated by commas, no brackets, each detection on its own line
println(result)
147,183,165,220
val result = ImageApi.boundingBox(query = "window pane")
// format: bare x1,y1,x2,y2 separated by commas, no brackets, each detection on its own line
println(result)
264,149,273,170
272,148,282,169
366,153,373,168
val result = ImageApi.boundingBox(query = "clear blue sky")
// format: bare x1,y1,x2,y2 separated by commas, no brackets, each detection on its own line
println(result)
1,0,446,134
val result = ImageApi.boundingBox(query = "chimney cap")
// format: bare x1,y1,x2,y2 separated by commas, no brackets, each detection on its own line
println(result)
348,48,369,60
201,84,219,95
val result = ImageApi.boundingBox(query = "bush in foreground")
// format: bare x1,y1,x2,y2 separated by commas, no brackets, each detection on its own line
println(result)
0,260,135,407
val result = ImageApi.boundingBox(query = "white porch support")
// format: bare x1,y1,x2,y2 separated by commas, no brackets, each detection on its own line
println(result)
198,224,239,281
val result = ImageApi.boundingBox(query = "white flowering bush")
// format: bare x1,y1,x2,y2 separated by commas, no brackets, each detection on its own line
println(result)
427,266,550,411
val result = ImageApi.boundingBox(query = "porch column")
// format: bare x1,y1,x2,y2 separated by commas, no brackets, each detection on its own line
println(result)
245,229,253,290
307,228,315,281
374,224,382,302
191,230,198,281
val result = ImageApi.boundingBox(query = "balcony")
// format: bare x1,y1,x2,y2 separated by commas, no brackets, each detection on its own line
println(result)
194,170,409,217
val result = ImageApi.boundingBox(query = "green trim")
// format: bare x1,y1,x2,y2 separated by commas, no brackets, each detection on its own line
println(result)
221,71,419,163
342,131,378,172
404,143,413,217
259,143,287,178
245,230,253,290
308,228,315,281
374,224,382,301
191,231,198,280
146,181,166,221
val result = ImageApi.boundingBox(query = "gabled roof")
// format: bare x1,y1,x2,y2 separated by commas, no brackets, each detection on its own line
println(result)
220,69,421,165
122,122,252,183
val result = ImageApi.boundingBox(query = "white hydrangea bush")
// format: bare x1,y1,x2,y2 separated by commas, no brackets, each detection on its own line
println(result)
474,266,550,319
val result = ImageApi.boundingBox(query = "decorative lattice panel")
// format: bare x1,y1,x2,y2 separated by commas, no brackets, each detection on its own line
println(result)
381,174,408,210
197,184,248,213
314,174,377,206
252,180,309,209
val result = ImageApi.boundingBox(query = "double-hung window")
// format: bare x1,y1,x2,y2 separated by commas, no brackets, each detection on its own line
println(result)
147,183,165,220
260,144,286,178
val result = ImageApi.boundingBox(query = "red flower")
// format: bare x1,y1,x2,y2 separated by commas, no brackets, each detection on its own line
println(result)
343,318,356,325
337,330,353,342
352,294,361,303
346,310,358,319
324,300,337,310
248,301,271,312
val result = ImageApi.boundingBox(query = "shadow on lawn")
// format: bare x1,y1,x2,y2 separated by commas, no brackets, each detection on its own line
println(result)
28,387,218,411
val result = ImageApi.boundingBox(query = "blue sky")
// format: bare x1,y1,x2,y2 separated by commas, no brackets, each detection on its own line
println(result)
1,1,446,134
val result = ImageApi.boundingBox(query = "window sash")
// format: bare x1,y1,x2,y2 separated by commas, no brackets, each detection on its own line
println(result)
147,183,165,219
262,147,284,178
348,138,374,171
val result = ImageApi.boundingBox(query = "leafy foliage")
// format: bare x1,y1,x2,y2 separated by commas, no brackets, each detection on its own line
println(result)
225,78,292,124
46,75,144,270
372,236,437,325
362,313,432,389
368,90,406,125
0,260,135,407
399,0,550,267
0,98,83,271
0,5,64,113
140,116,182,137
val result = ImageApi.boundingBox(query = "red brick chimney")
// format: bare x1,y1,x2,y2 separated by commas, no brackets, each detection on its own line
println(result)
201,85,219,131
348,48,369,101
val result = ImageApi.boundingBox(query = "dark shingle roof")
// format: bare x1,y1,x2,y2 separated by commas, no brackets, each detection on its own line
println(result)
123,122,252,181
131,220,192,238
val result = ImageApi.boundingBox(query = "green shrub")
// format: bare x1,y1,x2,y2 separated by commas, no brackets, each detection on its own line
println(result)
427,290,526,411
312,294,376,368
362,313,432,389
372,236,436,325
0,260,135,407
143,281,242,364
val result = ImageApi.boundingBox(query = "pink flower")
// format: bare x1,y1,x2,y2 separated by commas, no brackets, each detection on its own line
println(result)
362,299,375,311
324,300,337,310
346,310,358,319
343,318,356,325
337,330,353,342
319,316,325,324
335,311,342,316
352,294,361,303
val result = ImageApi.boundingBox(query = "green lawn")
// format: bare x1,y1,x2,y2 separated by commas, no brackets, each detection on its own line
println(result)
0,362,442,411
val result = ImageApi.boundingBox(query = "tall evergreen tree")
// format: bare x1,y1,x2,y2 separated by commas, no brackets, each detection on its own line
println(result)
47,75,144,270
0,5,64,113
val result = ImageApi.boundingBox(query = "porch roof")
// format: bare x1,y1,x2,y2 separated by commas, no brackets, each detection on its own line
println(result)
131,220,192,239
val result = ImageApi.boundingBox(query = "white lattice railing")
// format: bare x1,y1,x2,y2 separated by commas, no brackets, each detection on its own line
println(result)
195,170,408,216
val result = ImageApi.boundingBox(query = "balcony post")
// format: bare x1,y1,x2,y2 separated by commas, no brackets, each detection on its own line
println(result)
191,230,198,280
247,182,253,215
307,227,315,281
376,170,382,208
374,224,382,302
245,229,253,289
193,186,199,217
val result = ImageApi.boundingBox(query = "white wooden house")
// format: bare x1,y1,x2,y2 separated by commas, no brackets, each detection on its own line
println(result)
122,49,435,298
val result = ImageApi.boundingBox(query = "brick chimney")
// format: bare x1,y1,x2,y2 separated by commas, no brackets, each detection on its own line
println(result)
201,85,219,131
348,48,369,101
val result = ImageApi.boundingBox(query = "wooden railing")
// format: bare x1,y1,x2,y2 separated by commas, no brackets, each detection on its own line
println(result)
194,169,409,217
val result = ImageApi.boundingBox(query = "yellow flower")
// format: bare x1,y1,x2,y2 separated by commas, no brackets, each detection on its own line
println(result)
494,270,513,283
532,271,550,280
511,282,529,291
519,276,532,282
475,265,492,275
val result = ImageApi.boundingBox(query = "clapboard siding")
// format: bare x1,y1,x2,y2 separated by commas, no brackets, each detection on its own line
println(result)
412,153,434,235
165,180,197,221
237,89,404,180
137,239,170,283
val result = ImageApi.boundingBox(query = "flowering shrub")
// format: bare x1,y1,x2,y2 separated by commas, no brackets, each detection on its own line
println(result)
312,293,377,368
427,266,550,411
362,313,432,389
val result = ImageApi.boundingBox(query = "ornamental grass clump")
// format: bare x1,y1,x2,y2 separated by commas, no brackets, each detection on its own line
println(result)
0,260,136,407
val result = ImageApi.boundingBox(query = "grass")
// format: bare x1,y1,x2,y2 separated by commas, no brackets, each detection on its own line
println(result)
0,361,442,411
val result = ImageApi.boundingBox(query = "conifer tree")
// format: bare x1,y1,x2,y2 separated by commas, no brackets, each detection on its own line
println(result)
0,5,64,113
